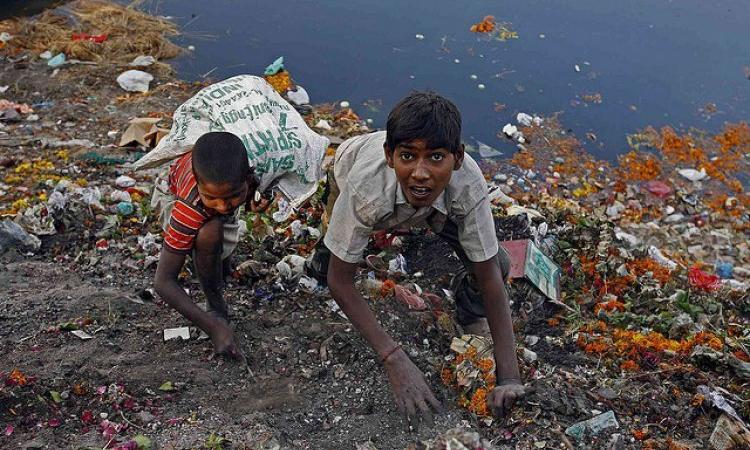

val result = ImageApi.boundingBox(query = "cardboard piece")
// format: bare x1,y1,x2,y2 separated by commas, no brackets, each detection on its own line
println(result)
119,117,169,148
500,239,561,301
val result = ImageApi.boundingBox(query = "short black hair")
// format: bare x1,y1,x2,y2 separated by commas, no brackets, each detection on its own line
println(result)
386,91,462,154
191,131,250,186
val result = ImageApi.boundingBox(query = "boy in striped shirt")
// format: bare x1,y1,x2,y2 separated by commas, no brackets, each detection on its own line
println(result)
153,132,261,359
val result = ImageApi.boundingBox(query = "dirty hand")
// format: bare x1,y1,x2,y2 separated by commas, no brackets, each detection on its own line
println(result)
210,321,244,360
488,380,529,418
249,196,270,213
384,349,442,430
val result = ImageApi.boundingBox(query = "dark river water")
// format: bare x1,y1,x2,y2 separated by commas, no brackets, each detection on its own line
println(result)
8,0,750,160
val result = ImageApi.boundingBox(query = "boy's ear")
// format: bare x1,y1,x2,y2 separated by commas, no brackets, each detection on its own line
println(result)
384,144,395,169
453,144,465,170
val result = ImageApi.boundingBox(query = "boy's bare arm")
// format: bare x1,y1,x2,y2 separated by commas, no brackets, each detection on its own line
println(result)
154,248,242,358
473,256,529,417
327,254,441,427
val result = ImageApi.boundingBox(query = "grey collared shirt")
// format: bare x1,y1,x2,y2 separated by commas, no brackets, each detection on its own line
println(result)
324,131,499,264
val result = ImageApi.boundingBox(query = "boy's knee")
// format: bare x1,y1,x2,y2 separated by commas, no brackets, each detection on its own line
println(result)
194,217,223,255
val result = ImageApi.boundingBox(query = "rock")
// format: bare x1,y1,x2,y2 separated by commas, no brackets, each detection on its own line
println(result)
0,219,41,254
596,387,619,400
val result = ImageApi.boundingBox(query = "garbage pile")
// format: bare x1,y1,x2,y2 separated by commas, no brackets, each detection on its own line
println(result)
2,1,750,448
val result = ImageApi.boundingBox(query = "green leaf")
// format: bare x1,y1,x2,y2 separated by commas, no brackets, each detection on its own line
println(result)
134,434,152,449
158,381,174,392
50,391,62,403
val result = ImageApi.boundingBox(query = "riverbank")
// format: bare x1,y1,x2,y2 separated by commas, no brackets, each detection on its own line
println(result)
1,2,749,449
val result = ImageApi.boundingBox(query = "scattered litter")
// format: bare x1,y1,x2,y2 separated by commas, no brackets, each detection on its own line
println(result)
71,330,93,340
264,56,284,75
287,86,310,105
477,83,486,90
339,101,350,108
648,245,678,270
0,220,41,254
678,167,709,182
116,70,154,93
47,53,66,68
709,414,750,450
565,411,619,440
118,117,167,147
415,34,425,40
163,327,190,341
129,55,156,67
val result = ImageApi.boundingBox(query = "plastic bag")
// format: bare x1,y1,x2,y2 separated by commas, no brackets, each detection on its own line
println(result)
132,75,329,208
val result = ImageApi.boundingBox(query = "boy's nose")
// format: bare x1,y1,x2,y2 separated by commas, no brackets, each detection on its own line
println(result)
410,160,430,181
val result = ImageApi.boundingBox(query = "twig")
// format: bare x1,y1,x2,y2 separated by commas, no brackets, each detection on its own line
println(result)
119,410,144,430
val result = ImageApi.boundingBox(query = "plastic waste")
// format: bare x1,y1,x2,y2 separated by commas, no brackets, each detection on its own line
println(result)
264,56,284,75
272,197,294,222
138,232,161,253
47,191,67,214
415,34,425,40
47,53,66,68
477,141,502,158
697,385,746,426
614,228,640,247
117,202,135,216
110,190,132,203
116,70,154,93
565,411,619,440
502,123,525,143
115,175,136,188
644,180,672,198
715,261,733,279
388,254,407,274
0,220,41,254
678,167,708,182
129,55,156,67
648,246,677,270
81,187,104,210
314,119,332,131
394,285,427,310
688,266,721,291
286,86,310,106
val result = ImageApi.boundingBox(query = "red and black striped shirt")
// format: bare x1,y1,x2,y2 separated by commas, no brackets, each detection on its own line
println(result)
163,152,214,254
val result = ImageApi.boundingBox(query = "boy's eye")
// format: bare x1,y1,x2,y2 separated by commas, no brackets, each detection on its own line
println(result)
431,153,445,161
399,152,414,161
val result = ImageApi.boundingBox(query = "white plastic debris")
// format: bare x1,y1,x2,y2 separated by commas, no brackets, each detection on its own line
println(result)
138,232,161,253
0,32,12,43
115,175,136,188
81,187,104,210
314,119,333,131
477,84,486,90
299,275,319,292
477,141,502,158
286,86,310,105
415,34,425,40
678,167,708,182
697,385,746,426
488,187,516,205
574,64,581,72
39,50,53,59
116,70,154,93
517,112,534,126
47,191,67,214
614,228,640,247
282,254,306,276
272,197,294,222
71,330,93,340
110,190,132,203
648,245,678,270
163,327,190,341
129,55,156,67
339,101,350,108
502,123,525,143
388,254,407,275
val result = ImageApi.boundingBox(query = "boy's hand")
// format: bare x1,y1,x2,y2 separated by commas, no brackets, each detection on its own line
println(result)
210,321,244,360
384,349,442,430
487,381,530,417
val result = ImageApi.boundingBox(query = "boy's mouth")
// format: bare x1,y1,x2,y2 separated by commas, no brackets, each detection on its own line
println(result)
409,186,432,199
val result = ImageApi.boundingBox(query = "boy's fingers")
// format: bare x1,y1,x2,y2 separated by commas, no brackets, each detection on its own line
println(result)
425,389,442,412
416,399,434,427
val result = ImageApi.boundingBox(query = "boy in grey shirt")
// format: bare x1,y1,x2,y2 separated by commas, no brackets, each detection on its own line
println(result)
307,92,528,427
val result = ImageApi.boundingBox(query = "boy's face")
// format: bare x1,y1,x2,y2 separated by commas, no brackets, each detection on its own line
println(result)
384,139,464,208
196,180,249,216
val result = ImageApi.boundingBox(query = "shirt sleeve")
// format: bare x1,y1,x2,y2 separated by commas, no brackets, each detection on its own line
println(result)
458,195,500,263
323,184,374,264
163,199,208,254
